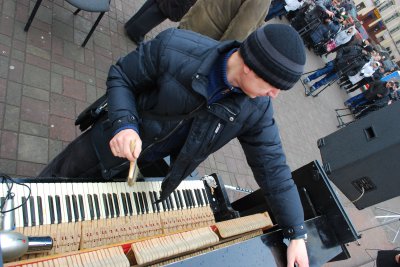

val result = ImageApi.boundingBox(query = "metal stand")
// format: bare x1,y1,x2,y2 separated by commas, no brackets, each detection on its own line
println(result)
334,108,354,128
374,207,400,244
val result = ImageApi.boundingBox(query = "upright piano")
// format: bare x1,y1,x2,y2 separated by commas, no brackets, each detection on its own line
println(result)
1,161,359,266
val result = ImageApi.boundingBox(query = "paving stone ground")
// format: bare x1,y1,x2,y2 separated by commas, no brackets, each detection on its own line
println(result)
0,0,399,265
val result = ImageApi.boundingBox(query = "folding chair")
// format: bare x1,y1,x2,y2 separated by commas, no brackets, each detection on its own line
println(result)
24,0,110,47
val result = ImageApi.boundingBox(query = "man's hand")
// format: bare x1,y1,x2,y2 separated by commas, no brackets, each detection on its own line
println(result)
109,129,142,162
287,239,309,267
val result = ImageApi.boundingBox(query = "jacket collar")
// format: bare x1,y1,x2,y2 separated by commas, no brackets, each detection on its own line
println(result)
192,40,241,99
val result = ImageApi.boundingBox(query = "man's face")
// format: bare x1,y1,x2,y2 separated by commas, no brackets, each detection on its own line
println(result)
239,67,281,99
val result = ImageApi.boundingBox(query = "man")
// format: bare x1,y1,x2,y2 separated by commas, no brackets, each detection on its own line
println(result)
40,25,308,266
344,80,395,110
303,45,370,95
178,0,270,42
124,0,196,44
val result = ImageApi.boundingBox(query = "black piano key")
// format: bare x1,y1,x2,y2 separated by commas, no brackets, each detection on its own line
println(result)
0,197,5,207
29,196,36,226
107,193,115,218
149,192,157,212
202,189,209,205
48,196,55,224
87,195,95,220
125,193,133,216
141,192,150,213
189,189,199,207
93,194,100,219
78,195,85,220
137,192,145,214
112,193,120,217
65,195,72,223
177,190,184,208
187,189,194,208
159,191,167,211
193,189,200,206
72,195,79,222
55,195,62,223
152,191,160,213
168,195,175,210
165,195,171,211
132,192,140,215
37,196,43,225
186,189,195,208
120,193,128,216
173,191,180,210
21,197,29,227
196,189,204,206
102,193,109,219
182,190,190,208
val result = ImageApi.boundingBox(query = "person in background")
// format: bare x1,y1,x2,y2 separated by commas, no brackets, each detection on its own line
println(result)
124,0,196,44
179,0,270,41
39,24,309,266
303,45,370,95
344,80,395,110
264,0,304,21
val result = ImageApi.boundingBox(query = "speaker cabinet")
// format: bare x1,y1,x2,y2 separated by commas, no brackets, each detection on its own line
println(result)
318,101,400,209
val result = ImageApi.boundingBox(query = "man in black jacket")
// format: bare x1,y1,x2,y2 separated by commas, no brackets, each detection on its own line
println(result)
40,25,309,266
303,45,370,95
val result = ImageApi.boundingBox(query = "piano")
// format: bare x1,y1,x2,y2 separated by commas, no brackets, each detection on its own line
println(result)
1,161,359,266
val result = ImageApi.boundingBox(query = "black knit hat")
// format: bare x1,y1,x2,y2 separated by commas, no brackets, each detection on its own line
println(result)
240,24,306,90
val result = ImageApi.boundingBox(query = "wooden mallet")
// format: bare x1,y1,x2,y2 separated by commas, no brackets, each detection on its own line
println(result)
127,140,138,186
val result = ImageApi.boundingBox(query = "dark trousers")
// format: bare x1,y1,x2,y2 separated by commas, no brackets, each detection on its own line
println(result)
38,130,103,178
124,0,166,43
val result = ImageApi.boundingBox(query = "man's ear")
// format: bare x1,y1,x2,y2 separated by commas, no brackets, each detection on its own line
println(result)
243,64,251,75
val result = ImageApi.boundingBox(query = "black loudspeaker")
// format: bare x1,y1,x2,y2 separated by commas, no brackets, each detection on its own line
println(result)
318,101,400,209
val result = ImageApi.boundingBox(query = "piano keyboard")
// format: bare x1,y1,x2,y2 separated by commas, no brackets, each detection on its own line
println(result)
1,180,215,257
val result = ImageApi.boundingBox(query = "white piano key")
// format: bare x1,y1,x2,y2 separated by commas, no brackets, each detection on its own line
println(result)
93,183,106,219
48,183,58,224
116,182,128,217
57,183,68,224
71,184,82,222
122,182,136,216
110,182,122,218
37,184,49,225
13,182,24,228
82,183,91,221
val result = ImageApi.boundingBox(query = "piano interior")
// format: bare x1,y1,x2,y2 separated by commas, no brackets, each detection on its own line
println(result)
1,161,359,267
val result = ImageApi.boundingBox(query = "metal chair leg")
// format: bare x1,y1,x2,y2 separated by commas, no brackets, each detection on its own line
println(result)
81,12,105,47
24,0,43,32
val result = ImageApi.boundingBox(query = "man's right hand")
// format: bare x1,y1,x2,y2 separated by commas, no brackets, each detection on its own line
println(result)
109,129,142,162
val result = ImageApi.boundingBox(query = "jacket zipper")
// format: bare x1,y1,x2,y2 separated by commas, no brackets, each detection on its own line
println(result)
207,122,223,149
209,102,237,117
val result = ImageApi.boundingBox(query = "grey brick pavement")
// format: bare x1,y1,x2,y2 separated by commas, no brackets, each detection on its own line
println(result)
0,0,399,265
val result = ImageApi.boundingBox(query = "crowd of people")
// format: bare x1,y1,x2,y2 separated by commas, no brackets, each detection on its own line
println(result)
268,0,400,120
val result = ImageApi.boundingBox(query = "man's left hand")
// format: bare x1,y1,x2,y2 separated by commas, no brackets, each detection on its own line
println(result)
287,239,309,267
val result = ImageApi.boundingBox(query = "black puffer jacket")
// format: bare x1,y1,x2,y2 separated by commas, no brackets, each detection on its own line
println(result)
334,45,370,76
96,28,305,238
156,0,197,22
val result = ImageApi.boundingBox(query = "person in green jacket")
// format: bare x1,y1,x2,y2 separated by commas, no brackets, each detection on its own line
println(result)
179,0,271,41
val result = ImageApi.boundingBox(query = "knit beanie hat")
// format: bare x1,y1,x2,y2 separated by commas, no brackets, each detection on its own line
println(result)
240,24,306,90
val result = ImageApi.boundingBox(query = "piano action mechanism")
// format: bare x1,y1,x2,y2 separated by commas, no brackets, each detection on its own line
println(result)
2,161,359,266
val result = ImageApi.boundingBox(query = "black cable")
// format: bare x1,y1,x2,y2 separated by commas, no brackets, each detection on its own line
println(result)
0,173,31,214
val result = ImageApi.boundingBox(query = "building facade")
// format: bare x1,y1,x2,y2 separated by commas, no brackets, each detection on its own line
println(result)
355,0,400,65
